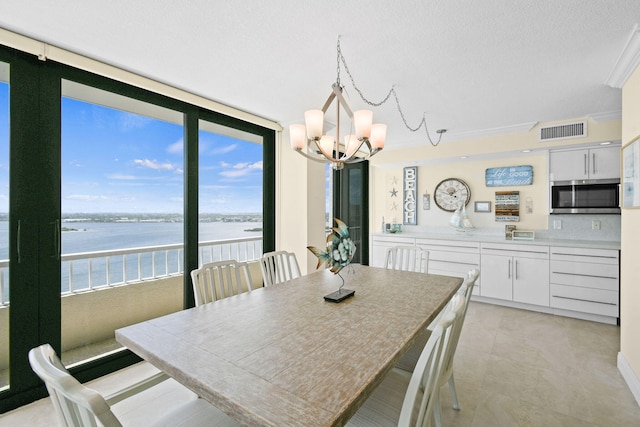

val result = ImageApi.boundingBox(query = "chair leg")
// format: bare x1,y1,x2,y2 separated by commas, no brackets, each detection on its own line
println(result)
433,392,443,427
448,373,460,411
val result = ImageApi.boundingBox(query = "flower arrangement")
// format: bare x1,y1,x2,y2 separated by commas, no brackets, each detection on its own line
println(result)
307,218,356,274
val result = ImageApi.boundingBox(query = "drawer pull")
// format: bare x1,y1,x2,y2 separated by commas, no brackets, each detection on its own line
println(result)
484,248,548,255
551,252,617,259
552,295,617,306
551,271,617,280
432,260,478,266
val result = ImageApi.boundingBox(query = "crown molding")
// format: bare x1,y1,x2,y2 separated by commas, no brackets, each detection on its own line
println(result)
443,121,539,142
605,24,640,89
588,111,622,122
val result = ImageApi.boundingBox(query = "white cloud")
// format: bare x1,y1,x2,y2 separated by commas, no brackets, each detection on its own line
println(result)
211,144,238,155
65,194,109,201
134,159,175,171
106,173,138,180
167,139,183,154
219,160,263,179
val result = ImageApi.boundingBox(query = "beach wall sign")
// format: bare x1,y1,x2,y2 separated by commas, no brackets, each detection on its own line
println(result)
403,166,417,225
485,165,533,187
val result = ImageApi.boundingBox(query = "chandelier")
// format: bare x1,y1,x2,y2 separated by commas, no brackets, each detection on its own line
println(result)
289,82,385,170
289,37,446,170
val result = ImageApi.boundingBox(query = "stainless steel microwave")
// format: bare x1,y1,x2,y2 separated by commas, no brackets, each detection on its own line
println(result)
550,179,620,214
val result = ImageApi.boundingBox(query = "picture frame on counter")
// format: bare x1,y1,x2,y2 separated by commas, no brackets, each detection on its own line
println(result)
622,135,640,208
474,201,491,212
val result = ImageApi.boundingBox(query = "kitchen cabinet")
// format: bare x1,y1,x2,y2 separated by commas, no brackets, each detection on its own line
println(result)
480,243,550,306
550,246,619,319
415,238,481,295
370,234,415,268
549,146,620,181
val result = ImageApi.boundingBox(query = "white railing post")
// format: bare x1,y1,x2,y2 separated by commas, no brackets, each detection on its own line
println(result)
106,256,111,286
88,259,93,290
4,236,263,301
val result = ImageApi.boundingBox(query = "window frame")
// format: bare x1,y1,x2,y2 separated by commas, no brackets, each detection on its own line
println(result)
0,43,275,413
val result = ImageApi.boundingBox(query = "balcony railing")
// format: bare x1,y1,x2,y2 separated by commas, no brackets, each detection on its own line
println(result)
0,236,263,305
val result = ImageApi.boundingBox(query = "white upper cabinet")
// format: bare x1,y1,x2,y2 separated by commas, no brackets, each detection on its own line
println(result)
549,146,620,181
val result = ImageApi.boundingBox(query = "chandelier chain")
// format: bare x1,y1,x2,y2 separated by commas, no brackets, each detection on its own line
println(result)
336,37,443,147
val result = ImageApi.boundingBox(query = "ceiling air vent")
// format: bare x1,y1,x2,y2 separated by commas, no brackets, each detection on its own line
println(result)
539,121,587,142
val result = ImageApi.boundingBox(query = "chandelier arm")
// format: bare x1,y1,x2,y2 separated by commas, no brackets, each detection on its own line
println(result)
321,91,337,113
294,148,335,164
336,36,444,147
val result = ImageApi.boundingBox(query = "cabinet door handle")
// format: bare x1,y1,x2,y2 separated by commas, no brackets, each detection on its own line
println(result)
592,152,596,175
16,220,22,264
52,219,61,260
508,259,512,279
515,259,519,280
584,153,588,175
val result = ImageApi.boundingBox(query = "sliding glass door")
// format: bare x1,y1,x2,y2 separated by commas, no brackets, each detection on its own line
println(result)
0,60,9,391
60,80,185,366
197,120,264,266
0,45,276,413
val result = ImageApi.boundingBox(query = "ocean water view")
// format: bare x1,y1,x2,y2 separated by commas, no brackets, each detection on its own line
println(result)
0,219,263,299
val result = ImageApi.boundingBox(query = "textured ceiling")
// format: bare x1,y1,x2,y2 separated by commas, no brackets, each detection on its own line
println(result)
1,0,639,149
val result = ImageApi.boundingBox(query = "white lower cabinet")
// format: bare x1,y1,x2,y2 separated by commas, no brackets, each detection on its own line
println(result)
415,238,481,294
549,247,619,318
371,234,619,323
370,235,416,268
480,243,550,307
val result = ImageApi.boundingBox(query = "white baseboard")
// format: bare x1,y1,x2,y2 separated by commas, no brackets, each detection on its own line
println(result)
618,352,640,406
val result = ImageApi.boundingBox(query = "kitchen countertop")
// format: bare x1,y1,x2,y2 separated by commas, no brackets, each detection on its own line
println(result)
371,232,621,250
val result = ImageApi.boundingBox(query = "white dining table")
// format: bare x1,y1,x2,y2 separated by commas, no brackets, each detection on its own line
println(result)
115,264,462,427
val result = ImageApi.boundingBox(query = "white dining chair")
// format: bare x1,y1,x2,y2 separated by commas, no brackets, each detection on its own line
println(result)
190,260,253,306
396,268,478,374
346,296,464,427
433,268,480,426
384,245,429,273
259,250,301,286
28,343,241,427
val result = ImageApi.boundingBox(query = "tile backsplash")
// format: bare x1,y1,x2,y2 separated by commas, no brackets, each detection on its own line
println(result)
540,214,621,241
400,214,621,242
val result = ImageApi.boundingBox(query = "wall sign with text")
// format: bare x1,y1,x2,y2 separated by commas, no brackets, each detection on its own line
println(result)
485,165,533,187
403,166,417,225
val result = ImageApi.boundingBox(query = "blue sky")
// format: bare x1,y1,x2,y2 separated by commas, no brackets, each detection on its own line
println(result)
0,82,7,214
60,97,263,214
0,84,263,214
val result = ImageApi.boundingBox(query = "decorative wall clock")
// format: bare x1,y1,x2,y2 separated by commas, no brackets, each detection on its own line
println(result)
434,178,471,212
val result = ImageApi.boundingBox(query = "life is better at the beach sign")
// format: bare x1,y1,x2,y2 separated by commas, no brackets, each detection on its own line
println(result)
485,165,533,187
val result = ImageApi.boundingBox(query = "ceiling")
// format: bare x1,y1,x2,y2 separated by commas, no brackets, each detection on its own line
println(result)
1,1,639,150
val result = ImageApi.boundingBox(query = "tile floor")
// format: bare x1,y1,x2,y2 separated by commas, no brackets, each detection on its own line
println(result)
2,302,640,426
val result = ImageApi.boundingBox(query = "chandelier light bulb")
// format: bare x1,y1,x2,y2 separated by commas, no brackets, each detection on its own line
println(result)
344,134,361,158
289,124,307,150
304,110,324,139
353,110,373,139
318,135,335,156
370,124,387,150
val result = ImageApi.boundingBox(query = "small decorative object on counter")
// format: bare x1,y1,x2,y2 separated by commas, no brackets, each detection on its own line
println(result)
308,218,356,302
505,225,517,240
512,230,535,241
449,202,475,232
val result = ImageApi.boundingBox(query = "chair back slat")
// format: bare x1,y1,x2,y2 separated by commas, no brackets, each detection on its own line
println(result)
29,344,122,427
191,260,253,306
384,246,429,273
259,251,300,286
398,301,459,427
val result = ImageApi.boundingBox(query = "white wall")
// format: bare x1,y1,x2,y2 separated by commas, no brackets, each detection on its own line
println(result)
368,119,621,237
374,154,549,234
620,64,640,402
